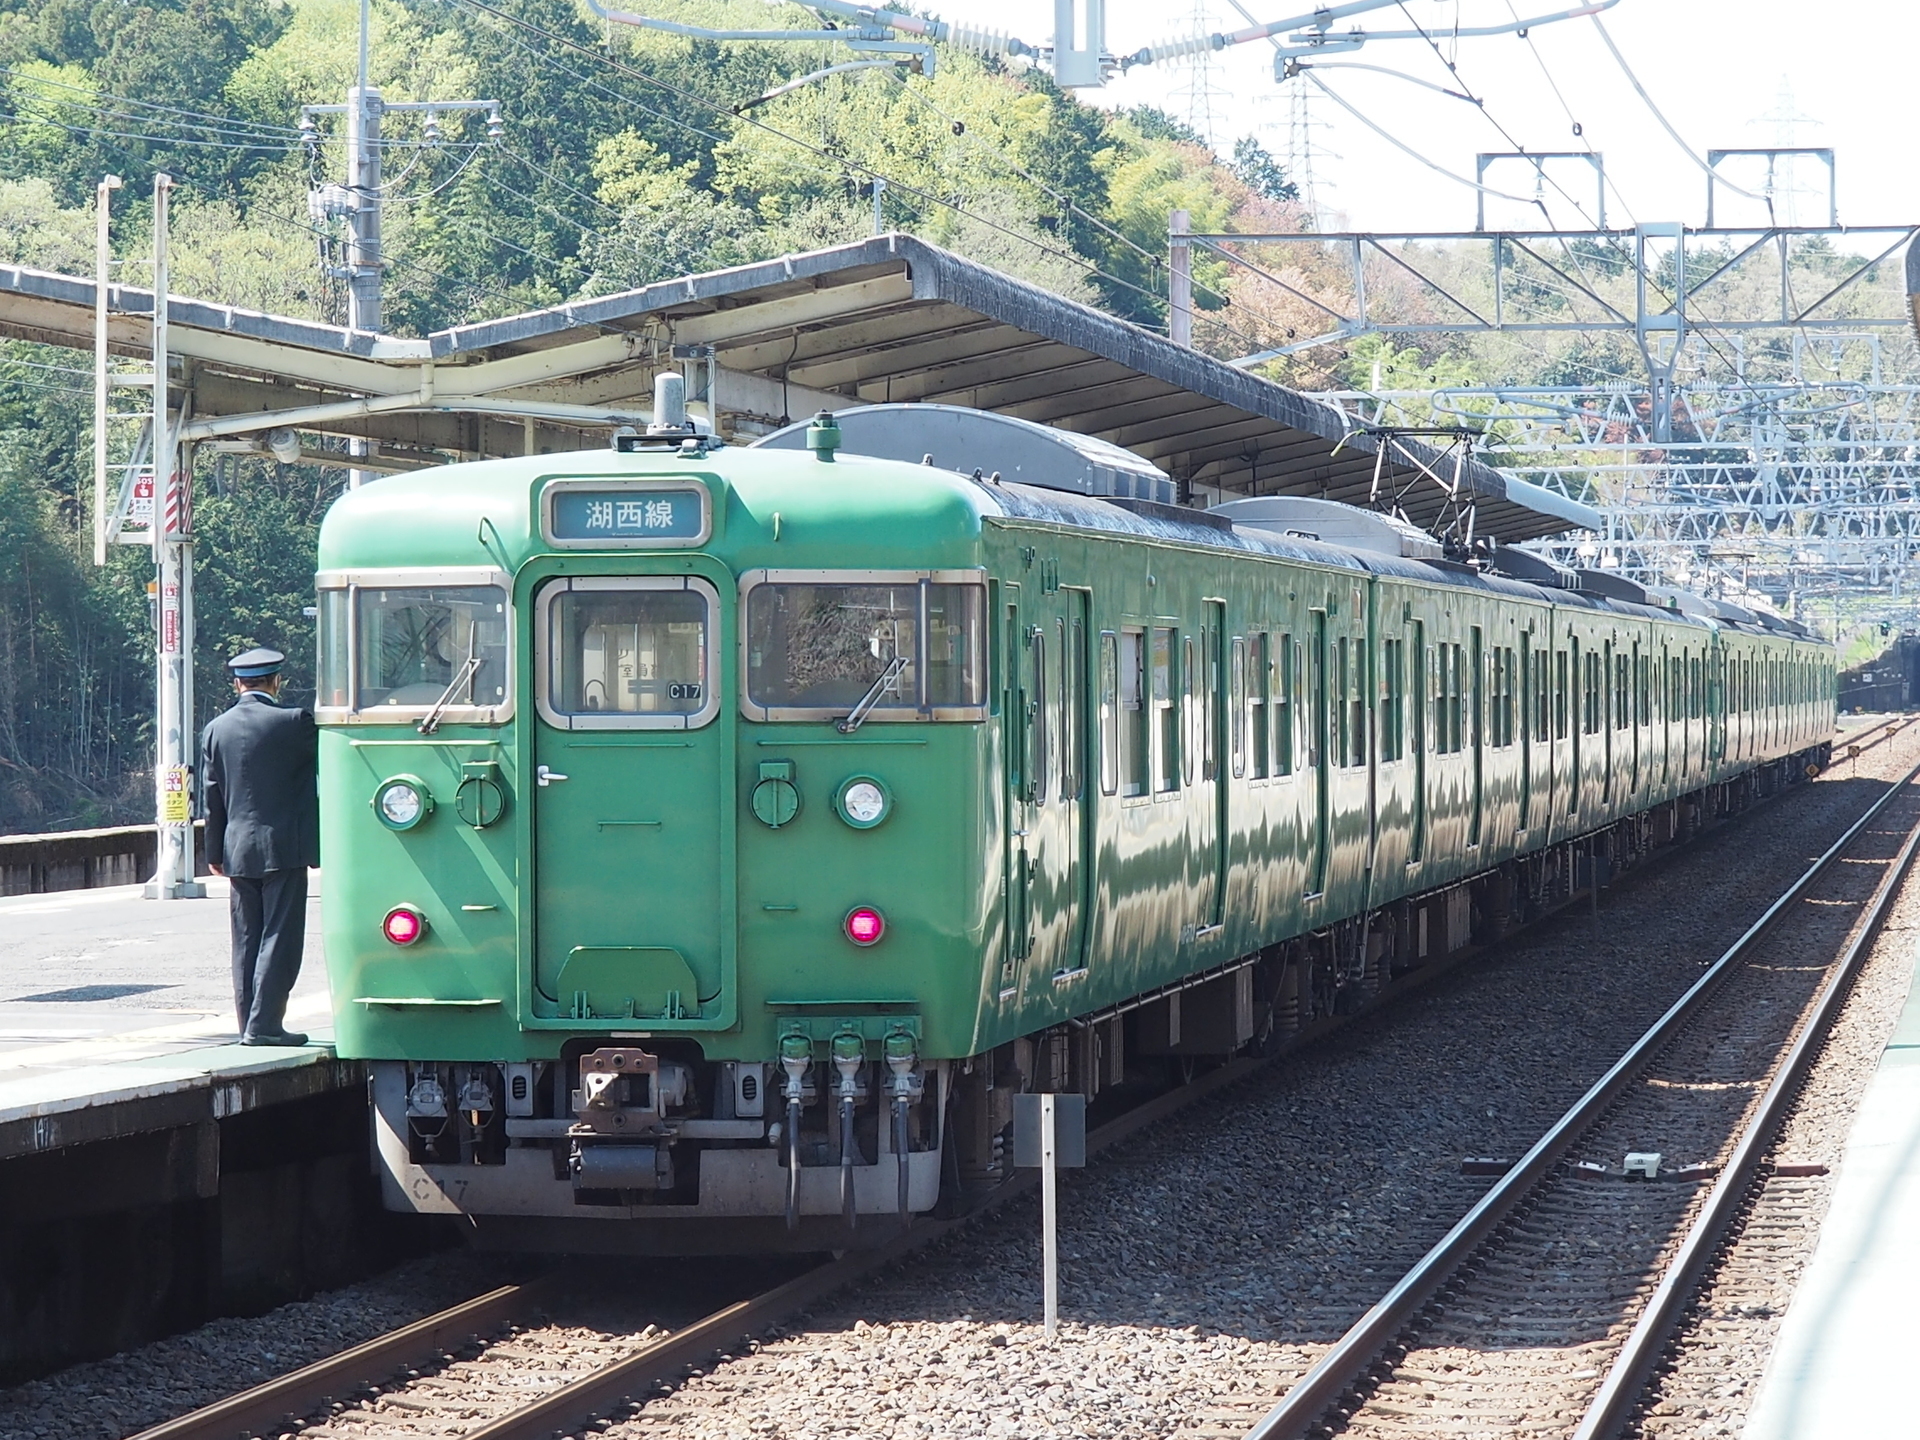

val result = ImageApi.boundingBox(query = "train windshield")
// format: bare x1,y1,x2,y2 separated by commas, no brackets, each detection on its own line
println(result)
745,579,985,718
347,585,510,711
547,587,709,718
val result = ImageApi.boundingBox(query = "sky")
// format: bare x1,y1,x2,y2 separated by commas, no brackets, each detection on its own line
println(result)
943,0,1916,237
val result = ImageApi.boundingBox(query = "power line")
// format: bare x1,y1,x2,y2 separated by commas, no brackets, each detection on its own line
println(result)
0,107,296,154
1588,15,1765,206
445,0,1270,345
0,65,305,141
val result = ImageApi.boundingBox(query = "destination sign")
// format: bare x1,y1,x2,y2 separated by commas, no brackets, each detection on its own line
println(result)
546,485,707,546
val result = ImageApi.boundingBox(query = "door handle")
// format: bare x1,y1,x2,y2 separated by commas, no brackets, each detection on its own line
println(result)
536,765,569,787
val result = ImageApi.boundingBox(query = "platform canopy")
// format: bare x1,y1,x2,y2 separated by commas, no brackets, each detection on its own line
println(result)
0,233,1597,541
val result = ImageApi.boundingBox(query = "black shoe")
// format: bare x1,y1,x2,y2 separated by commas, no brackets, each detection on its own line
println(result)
240,1030,309,1047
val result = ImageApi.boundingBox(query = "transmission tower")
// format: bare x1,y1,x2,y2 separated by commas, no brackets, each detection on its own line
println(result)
1173,0,1232,149
1283,80,1339,224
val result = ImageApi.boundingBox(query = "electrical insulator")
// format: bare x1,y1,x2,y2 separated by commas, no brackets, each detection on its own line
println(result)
944,23,1028,58
423,113,441,145
487,109,504,143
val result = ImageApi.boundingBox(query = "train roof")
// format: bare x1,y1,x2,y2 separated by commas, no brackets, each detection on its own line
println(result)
316,440,1817,644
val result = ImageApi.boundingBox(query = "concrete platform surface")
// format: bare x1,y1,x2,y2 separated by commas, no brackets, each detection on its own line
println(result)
0,875,333,1097
1742,937,1920,1439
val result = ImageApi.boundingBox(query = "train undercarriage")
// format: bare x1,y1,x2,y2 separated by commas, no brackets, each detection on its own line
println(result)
375,746,1828,1253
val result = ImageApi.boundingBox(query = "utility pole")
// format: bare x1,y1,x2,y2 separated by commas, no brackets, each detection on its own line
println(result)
146,172,205,902
300,0,498,488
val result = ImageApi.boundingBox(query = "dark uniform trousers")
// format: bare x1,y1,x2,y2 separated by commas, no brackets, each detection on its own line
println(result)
200,689,320,1040
229,868,309,1039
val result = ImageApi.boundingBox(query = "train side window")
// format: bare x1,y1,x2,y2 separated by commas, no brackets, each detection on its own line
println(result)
1028,627,1049,804
1554,649,1568,739
1432,644,1448,754
1120,628,1147,797
1381,637,1403,761
1307,623,1325,768
1359,641,1374,771
1277,634,1295,775
1451,643,1466,754
1230,636,1248,779
1153,627,1179,794
1537,645,1550,741
1249,633,1270,780
1098,630,1119,797
1182,636,1200,787
1062,619,1083,800
1334,637,1350,764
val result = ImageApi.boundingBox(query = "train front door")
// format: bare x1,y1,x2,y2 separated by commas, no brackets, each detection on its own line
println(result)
529,574,732,1023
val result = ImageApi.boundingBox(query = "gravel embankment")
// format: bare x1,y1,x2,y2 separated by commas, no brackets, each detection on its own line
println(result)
593,734,1920,1440
9,732,1912,1440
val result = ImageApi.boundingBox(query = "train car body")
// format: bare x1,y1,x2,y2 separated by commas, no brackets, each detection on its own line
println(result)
315,408,1833,1251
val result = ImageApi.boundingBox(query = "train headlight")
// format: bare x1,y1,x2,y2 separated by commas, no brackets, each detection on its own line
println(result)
844,906,886,947
373,775,432,830
382,905,428,946
834,775,891,829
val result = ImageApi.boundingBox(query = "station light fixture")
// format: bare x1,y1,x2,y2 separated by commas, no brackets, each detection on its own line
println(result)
844,906,886,947
382,905,428,946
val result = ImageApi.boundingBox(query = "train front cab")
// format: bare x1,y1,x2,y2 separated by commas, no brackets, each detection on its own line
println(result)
322,460,997,1248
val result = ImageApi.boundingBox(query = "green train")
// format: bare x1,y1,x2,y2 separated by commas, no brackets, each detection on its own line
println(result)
316,400,1834,1251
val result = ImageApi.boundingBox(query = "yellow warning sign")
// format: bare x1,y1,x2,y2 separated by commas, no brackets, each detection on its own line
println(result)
160,766,191,824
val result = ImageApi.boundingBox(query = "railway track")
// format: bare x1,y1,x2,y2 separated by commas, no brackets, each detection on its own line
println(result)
128,1056,1266,1440
1229,757,1920,1440
123,739,1903,1440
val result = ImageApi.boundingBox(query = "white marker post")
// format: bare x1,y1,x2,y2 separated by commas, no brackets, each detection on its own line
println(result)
1013,1092,1086,1342
1041,1092,1058,1338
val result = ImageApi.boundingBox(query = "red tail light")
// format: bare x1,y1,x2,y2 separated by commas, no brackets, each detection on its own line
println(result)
382,906,427,945
844,906,886,946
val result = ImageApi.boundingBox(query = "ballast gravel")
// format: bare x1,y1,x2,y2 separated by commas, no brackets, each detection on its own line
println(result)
0,1253,504,1440
7,726,1915,1440
599,731,1920,1440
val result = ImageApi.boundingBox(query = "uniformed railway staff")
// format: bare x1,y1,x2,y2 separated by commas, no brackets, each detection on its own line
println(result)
200,647,320,1047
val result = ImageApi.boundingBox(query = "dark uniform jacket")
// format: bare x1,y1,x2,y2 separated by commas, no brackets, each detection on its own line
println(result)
200,691,320,878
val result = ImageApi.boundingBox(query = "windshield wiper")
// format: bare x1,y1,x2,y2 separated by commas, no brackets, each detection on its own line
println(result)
418,654,484,735
836,655,909,734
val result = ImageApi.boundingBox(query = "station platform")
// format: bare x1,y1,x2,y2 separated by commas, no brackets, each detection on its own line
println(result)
1743,931,1920,1437
0,875,336,1157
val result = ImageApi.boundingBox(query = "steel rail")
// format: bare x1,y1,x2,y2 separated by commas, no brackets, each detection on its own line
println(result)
1570,773,1920,1439
131,1054,1263,1440
126,1281,548,1440
457,1051,1266,1440
1240,757,1920,1440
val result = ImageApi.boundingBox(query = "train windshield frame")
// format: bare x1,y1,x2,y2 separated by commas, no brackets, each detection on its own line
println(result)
314,568,513,725
534,575,722,731
738,569,988,723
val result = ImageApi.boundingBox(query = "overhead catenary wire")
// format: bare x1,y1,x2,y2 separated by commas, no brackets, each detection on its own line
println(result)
445,0,1270,348
1589,14,1764,204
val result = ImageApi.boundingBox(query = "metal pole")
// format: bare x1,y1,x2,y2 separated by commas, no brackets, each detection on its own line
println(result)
1041,1092,1059,1339
345,0,381,489
146,173,204,902
93,175,121,568
1169,209,1192,347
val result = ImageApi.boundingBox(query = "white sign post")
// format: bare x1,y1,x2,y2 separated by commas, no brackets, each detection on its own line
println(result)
1013,1092,1087,1341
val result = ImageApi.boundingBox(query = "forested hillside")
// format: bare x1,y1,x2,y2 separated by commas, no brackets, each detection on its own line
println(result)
0,0,1306,832
3,0,1902,832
